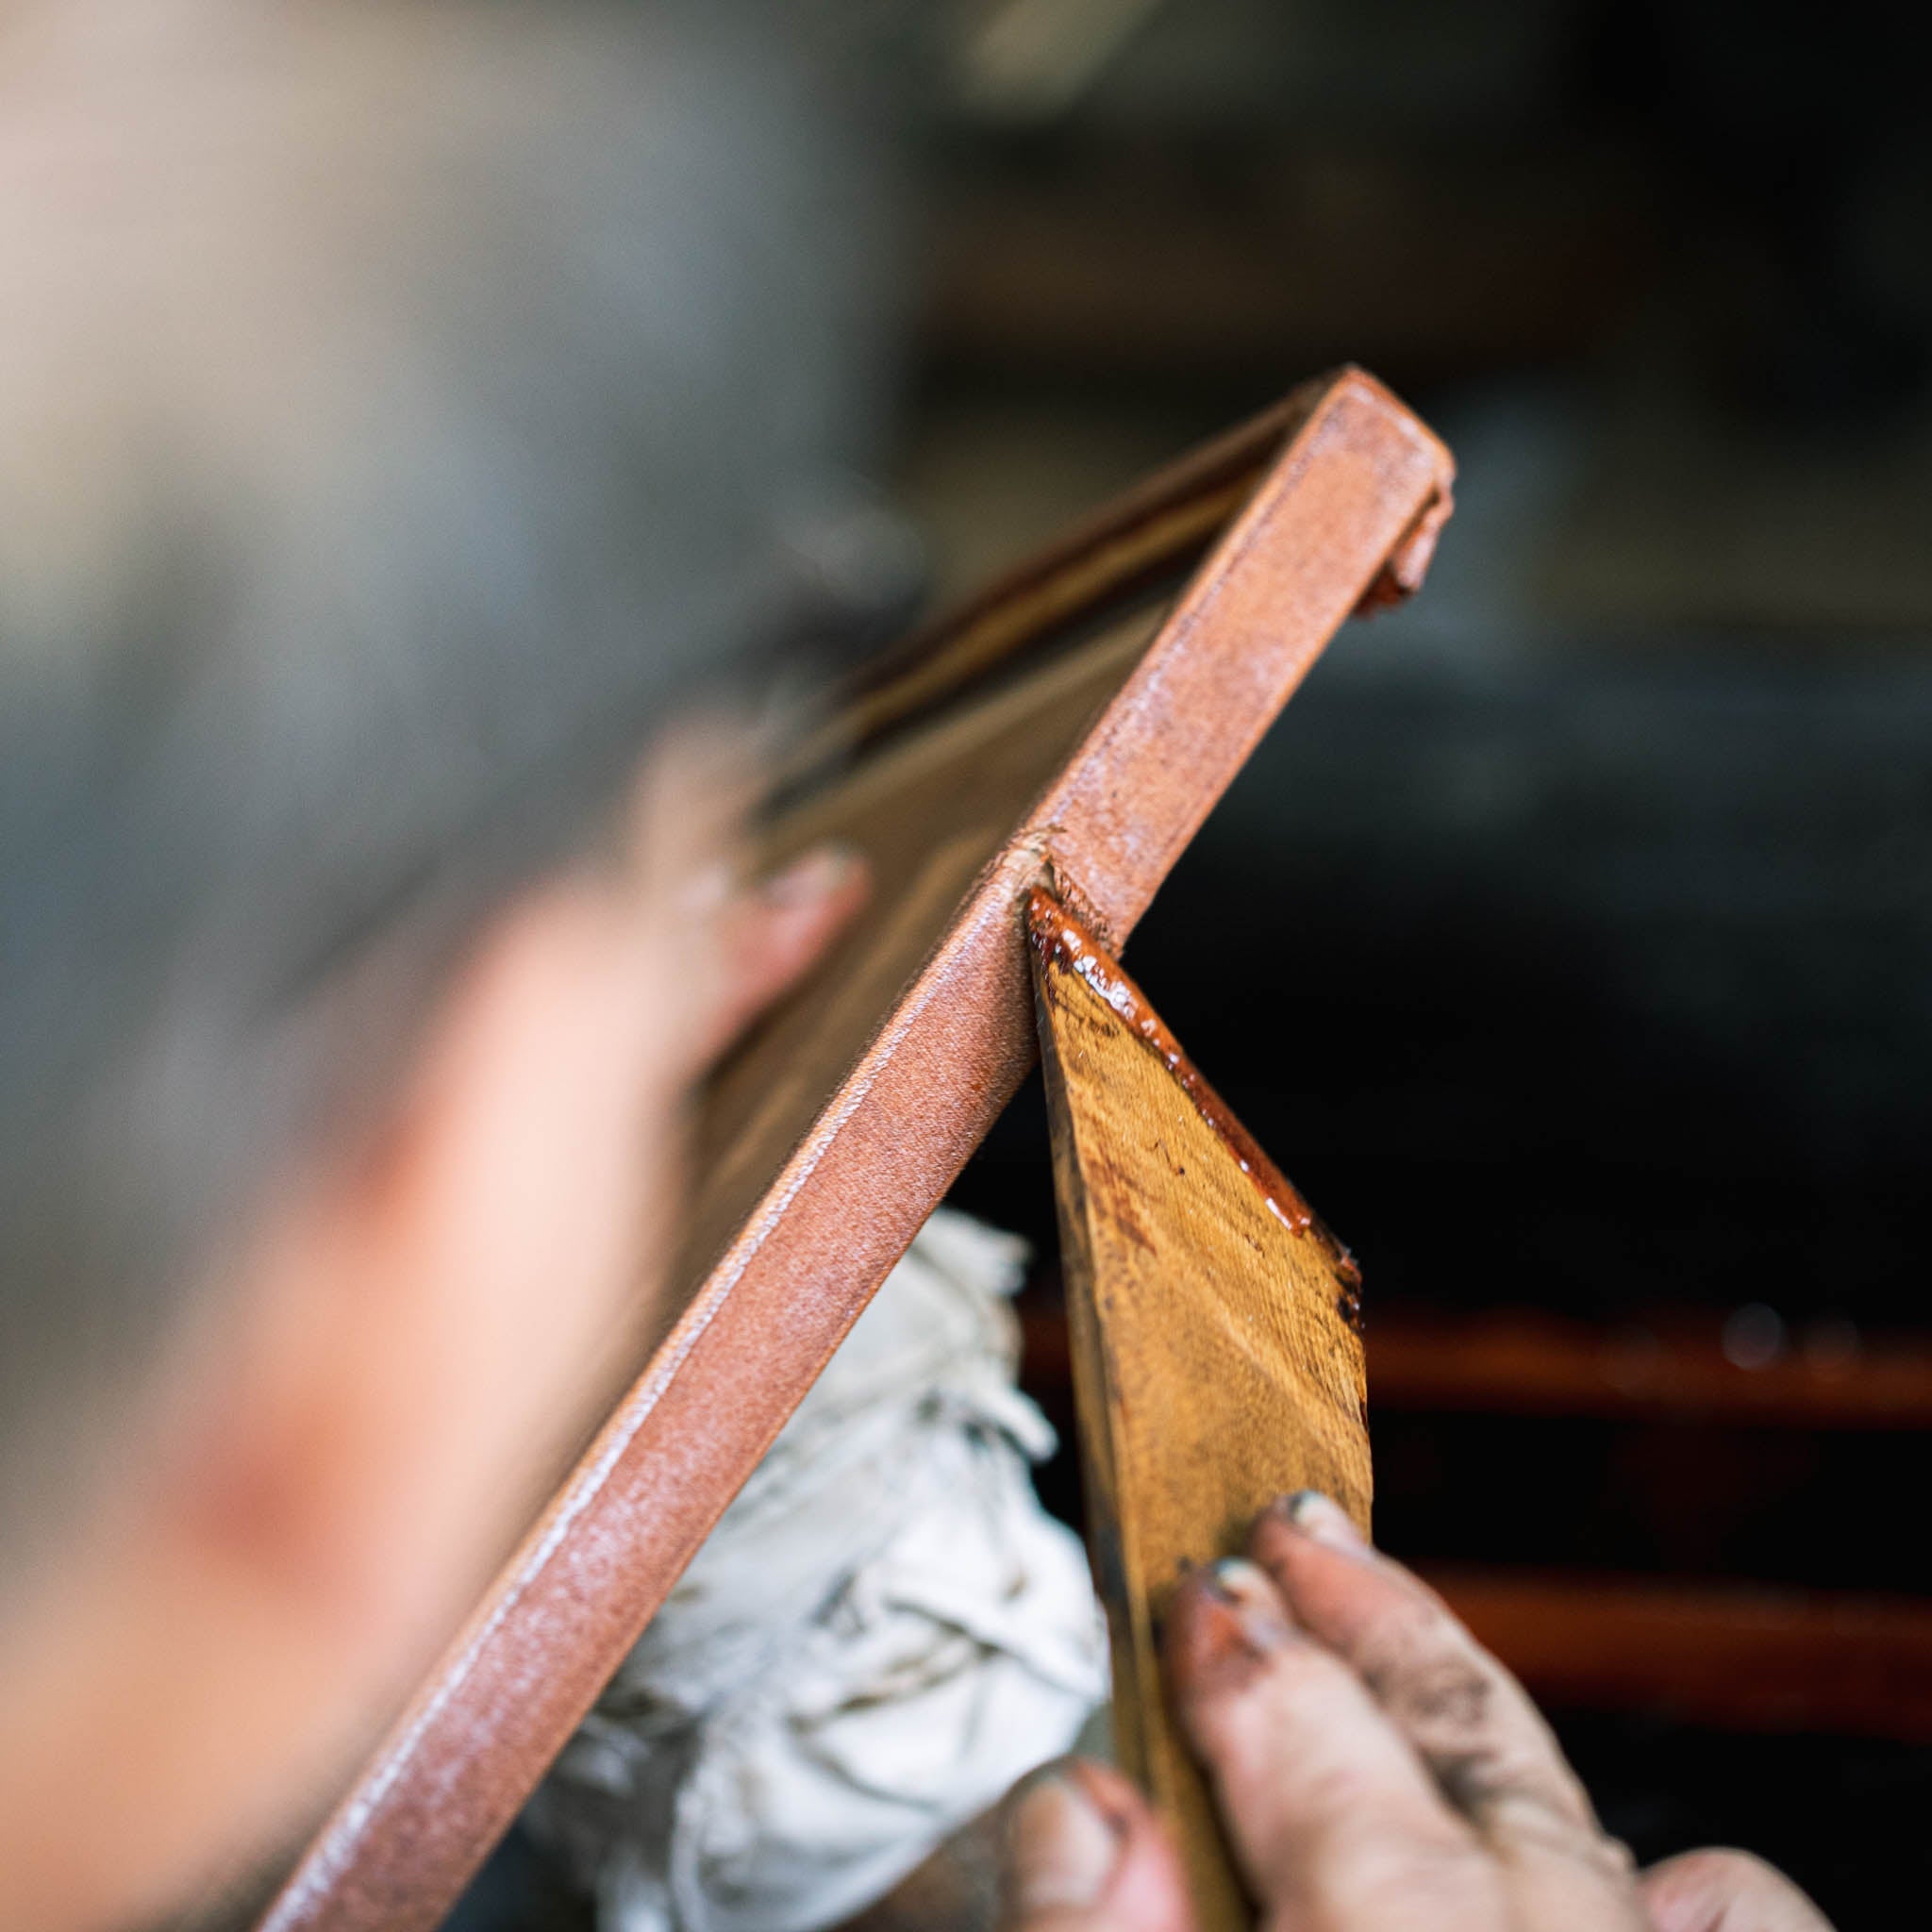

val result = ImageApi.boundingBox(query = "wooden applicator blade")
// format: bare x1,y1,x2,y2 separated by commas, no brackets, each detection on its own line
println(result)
1026,885,1372,1930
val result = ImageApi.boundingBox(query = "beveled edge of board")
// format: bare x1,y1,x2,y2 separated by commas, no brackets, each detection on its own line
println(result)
258,365,1453,1932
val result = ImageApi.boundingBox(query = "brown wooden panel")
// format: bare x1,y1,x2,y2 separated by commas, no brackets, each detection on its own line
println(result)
1030,890,1370,1932
258,368,1452,1932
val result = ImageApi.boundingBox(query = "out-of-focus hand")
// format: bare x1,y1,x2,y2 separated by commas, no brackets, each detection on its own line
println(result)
692,842,869,1066
1002,1493,1832,1932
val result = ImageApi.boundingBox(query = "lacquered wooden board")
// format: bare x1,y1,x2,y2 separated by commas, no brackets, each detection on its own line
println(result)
259,368,1451,1932
1029,889,1372,1931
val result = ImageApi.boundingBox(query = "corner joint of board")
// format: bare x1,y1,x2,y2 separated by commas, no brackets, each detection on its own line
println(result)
1023,858,1115,961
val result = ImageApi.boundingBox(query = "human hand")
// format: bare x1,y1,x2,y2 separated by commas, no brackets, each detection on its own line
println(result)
1003,1493,1831,1931
692,842,869,1065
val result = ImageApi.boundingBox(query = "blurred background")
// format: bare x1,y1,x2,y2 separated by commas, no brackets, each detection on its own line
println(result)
460,1,1932,1924
898,0,1932,1924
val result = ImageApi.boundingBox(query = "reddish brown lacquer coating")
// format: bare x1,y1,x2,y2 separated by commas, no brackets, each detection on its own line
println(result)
258,369,1452,1932
1024,887,1362,1312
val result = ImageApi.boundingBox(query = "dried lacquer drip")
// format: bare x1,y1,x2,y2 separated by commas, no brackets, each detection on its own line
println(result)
1029,883,1374,1932
1024,885,1364,1332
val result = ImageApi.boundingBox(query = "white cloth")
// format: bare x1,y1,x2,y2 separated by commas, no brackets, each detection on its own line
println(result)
525,1208,1108,1932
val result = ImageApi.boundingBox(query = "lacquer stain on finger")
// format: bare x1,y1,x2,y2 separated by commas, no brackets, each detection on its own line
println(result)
1166,1560,1299,1697
1205,1557,1296,1624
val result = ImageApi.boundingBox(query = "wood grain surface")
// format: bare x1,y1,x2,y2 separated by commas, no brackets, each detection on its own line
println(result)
258,369,1452,1932
1029,889,1372,1931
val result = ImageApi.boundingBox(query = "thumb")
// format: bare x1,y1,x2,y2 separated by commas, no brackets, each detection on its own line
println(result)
693,843,869,1066
1639,1849,1833,1932
1004,1760,1197,1932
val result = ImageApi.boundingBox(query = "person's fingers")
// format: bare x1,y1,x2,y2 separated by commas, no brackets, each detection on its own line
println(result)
1252,1494,1601,1834
1167,1557,1500,1928
1002,1759,1195,1932
695,843,868,1063
1640,1849,1835,1932
1251,1494,1644,1925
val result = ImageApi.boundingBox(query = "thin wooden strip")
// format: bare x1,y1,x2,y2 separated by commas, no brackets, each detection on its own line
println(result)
258,367,1452,1932
1431,1569,1932,1740
1030,889,1370,1932
1369,1313,1932,1430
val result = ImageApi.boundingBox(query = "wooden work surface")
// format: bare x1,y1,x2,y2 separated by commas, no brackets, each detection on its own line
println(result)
1031,891,1371,1928
258,369,1452,1932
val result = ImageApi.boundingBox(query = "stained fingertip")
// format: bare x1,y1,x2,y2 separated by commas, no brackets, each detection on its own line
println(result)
1204,1557,1295,1624
1168,1564,1298,1699
1246,1505,1408,1656
1268,1490,1371,1554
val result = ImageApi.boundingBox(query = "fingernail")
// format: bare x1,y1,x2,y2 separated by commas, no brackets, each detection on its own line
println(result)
761,842,858,907
1202,1558,1295,1649
1007,1770,1122,1914
1279,1490,1371,1553
680,858,736,914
